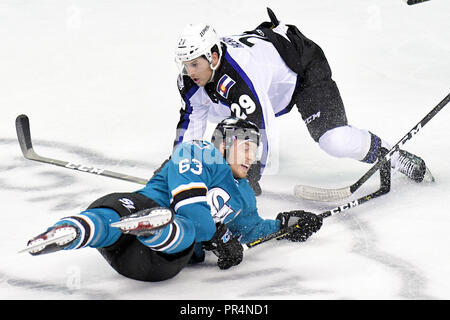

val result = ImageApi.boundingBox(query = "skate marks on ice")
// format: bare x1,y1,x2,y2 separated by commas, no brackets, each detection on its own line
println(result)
0,271,115,299
258,189,435,299
338,213,434,299
0,138,158,210
204,267,333,298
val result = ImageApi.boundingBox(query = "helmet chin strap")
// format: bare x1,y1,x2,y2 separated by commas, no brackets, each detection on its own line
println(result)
208,61,219,83
208,50,221,83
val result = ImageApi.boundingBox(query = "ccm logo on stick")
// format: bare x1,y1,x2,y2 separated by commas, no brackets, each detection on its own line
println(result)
65,162,105,174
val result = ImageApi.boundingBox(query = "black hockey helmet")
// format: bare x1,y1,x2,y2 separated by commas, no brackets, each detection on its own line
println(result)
211,117,262,160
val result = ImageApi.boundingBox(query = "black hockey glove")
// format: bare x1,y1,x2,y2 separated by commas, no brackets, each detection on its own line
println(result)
276,210,323,242
203,223,243,270
247,161,262,196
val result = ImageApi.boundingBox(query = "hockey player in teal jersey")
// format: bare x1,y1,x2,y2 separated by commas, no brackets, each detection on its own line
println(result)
21,117,322,282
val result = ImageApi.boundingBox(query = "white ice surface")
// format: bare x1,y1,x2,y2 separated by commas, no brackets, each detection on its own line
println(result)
0,0,449,300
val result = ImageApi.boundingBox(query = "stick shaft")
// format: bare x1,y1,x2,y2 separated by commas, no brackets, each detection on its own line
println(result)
15,114,149,185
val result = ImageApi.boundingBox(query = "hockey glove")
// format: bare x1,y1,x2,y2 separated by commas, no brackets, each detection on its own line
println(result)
247,161,262,196
276,210,323,242
203,223,243,270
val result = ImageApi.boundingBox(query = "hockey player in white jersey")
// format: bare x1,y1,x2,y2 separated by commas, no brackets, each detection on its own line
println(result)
173,8,431,195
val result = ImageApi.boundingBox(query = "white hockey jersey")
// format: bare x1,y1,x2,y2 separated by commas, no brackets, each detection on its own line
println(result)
174,24,301,174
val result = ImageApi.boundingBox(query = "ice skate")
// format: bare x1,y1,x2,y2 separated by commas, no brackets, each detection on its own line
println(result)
394,150,434,183
110,207,174,237
19,224,80,255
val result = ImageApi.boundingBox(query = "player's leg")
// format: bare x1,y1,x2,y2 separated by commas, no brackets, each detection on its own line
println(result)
23,192,195,281
89,193,195,281
294,57,429,182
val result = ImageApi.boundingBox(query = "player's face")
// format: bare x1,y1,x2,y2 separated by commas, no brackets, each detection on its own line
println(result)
227,140,258,179
183,57,213,87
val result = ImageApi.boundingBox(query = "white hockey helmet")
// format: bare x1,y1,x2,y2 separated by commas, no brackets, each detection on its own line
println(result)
175,23,222,74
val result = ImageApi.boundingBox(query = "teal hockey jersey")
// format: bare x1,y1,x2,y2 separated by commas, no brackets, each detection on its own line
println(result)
136,140,280,254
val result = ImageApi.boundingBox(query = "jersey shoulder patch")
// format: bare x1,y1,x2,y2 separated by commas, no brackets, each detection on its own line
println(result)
216,74,236,99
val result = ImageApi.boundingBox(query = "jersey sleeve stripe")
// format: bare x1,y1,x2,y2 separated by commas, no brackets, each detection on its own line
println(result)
62,216,93,249
171,182,208,212
224,51,264,129
172,189,208,209
173,196,208,212
144,223,177,251
224,50,270,175
171,182,208,197
175,84,200,146
153,221,182,252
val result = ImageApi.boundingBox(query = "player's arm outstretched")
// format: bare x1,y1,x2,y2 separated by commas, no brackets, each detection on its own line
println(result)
226,181,323,245
233,209,323,245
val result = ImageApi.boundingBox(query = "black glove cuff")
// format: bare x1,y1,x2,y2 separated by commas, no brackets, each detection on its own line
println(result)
276,210,307,229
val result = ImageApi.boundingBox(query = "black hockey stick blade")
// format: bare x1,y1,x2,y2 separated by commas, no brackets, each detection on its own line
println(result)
15,114,149,185
16,114,36,159
405,0,430,5
294,92,450,202
267,7,280,27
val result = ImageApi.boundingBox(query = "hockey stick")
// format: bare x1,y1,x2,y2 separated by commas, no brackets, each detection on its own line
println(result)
15,114,149,185
243,160,391,250
294,93,450,202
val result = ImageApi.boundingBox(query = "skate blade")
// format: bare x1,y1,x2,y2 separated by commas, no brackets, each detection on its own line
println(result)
18,231,77,254
422,166,435,183
110,208,173,231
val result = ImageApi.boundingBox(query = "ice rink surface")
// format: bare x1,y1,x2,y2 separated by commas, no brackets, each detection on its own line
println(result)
0,0,449,300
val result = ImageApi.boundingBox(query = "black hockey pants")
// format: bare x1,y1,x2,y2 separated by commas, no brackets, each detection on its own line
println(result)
87,192,194,282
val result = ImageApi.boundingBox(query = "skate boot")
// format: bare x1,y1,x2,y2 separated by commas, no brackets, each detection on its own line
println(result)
110,207,174,237
19,224,80,255
394,150,434,183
